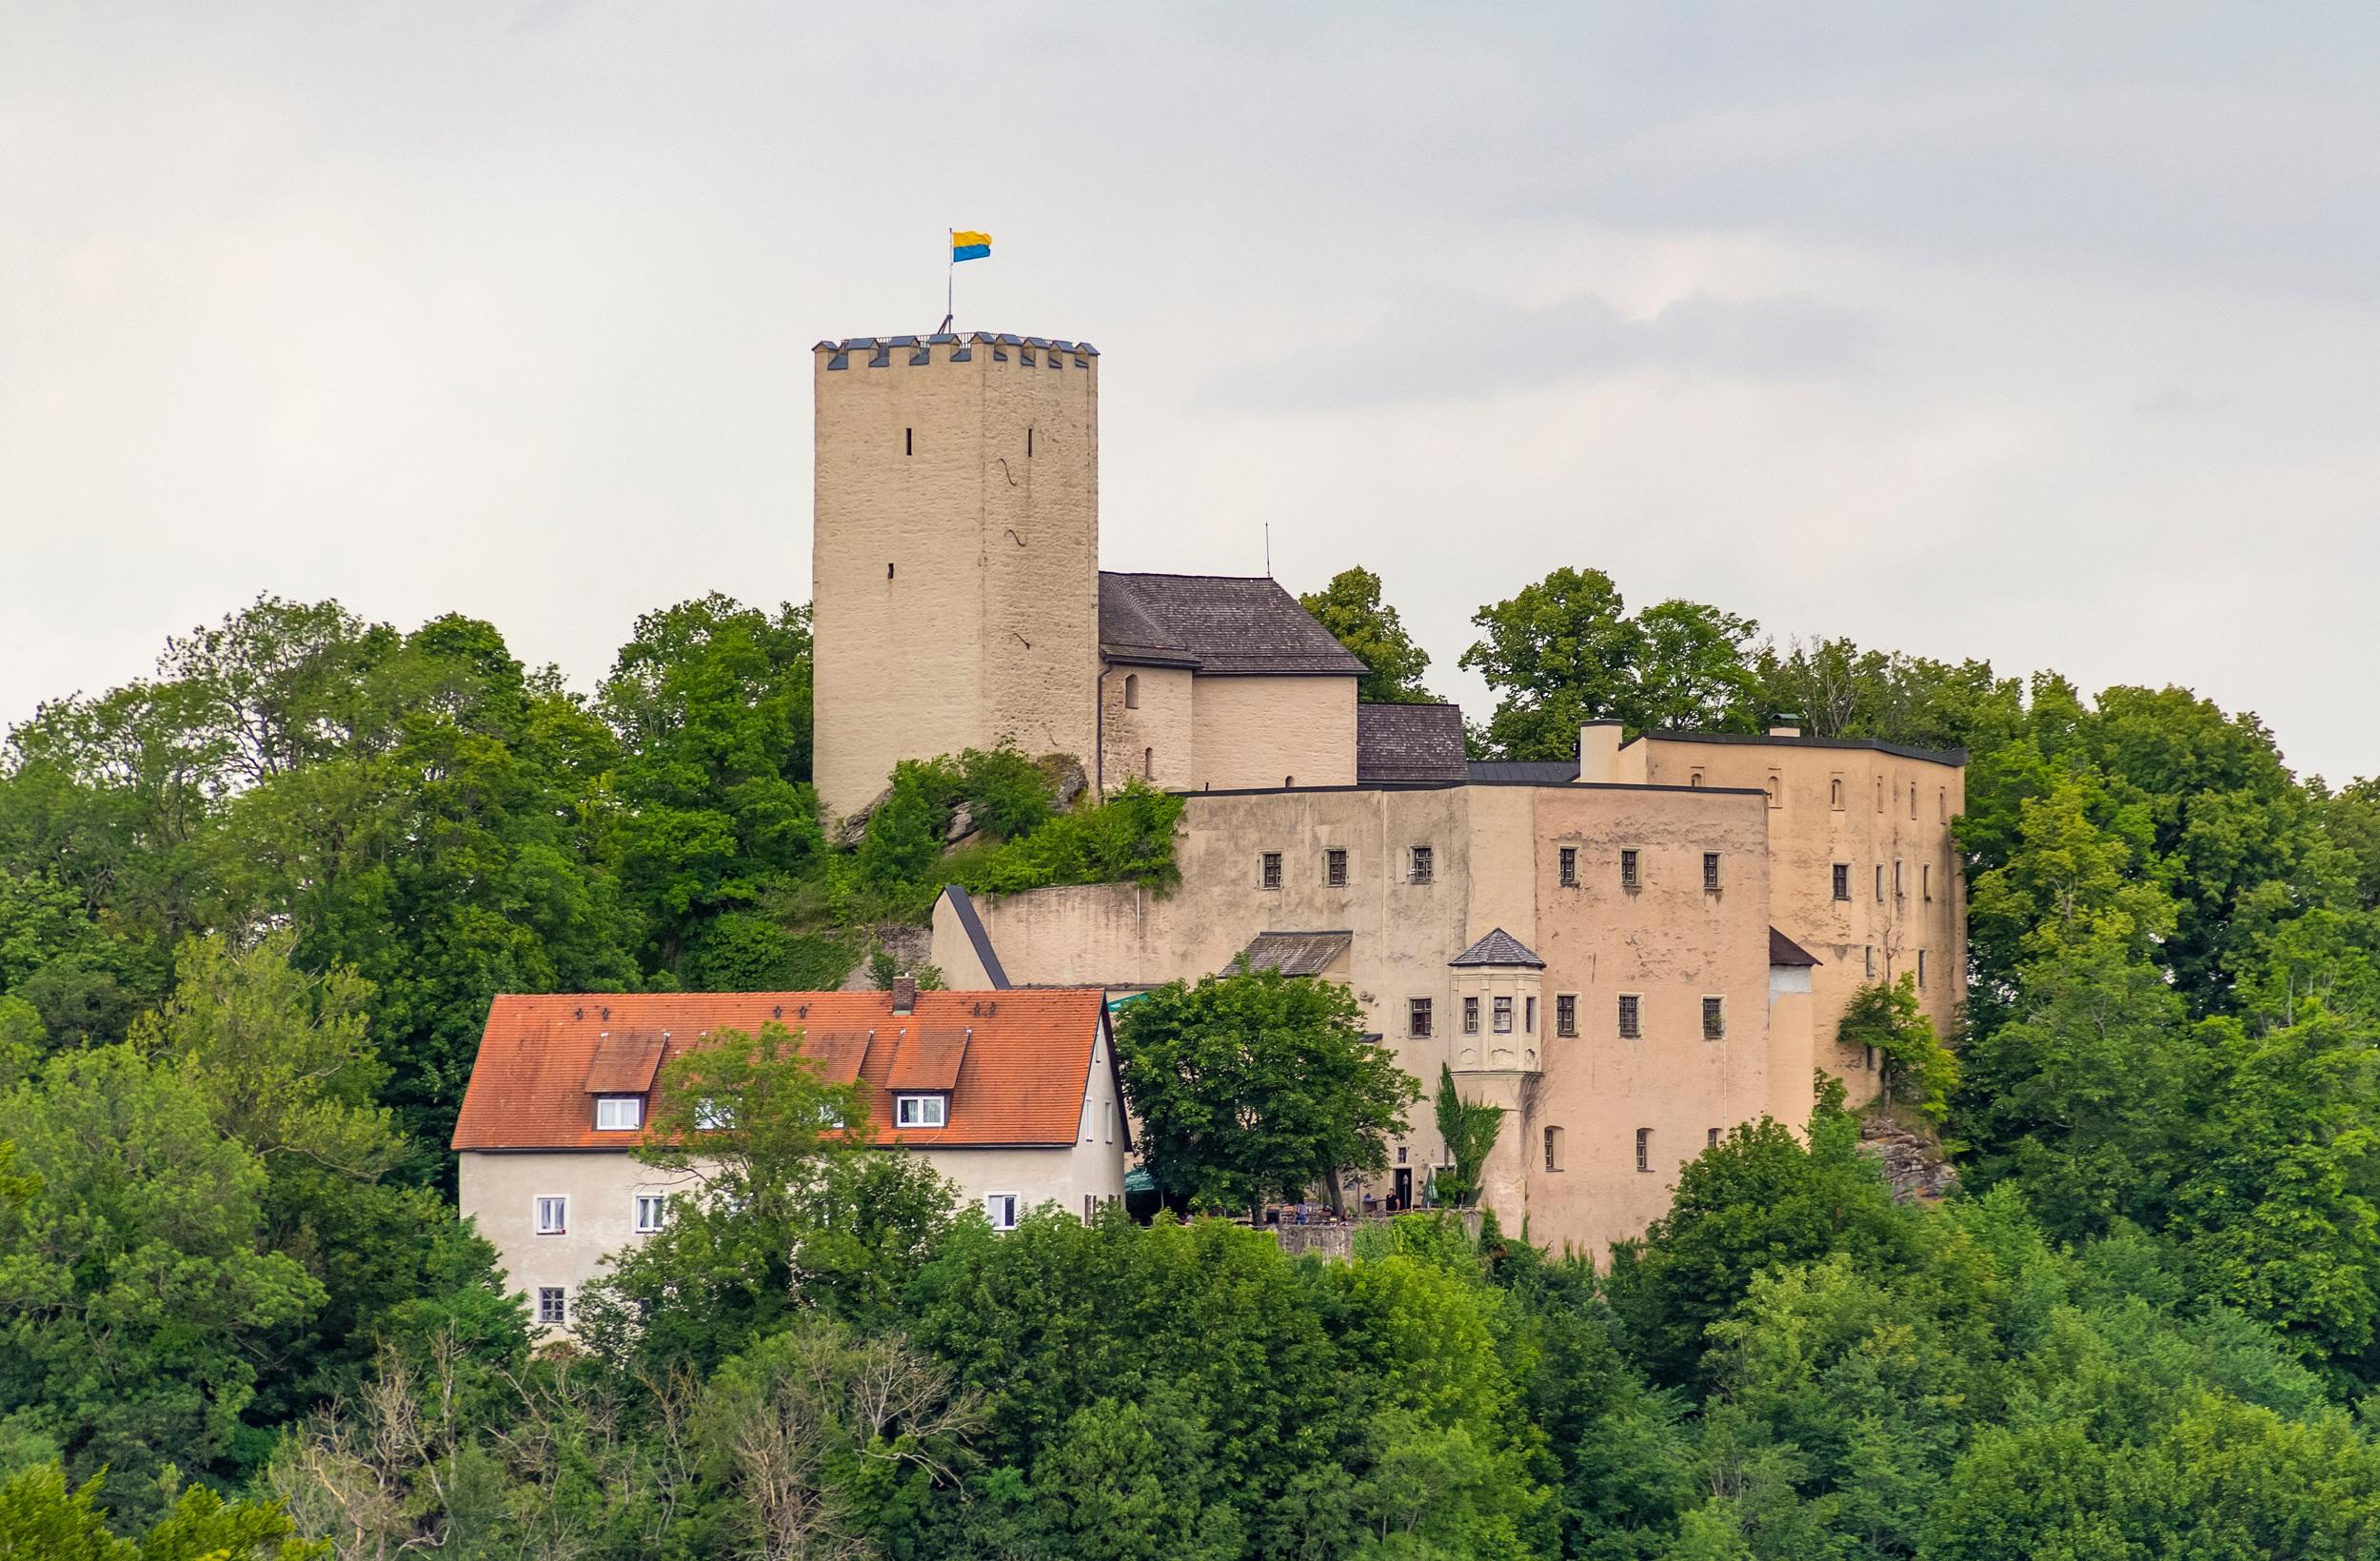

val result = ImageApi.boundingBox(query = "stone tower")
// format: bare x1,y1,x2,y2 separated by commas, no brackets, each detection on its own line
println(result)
811,333,1101,820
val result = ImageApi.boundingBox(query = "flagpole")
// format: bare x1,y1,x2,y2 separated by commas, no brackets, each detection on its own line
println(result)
944,228,954,333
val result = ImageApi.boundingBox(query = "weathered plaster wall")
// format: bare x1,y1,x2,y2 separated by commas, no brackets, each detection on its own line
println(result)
1190,676,1359,791
458,1150,702,1332
1636,734,1966,1099
1099,664,1195,793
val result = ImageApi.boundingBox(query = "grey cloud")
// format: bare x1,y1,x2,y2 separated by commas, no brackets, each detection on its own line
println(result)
1212,291,1875,411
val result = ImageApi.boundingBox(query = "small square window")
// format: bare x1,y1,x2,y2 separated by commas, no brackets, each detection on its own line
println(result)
1493,997,1514,1034
535,1195,566,1235
1261,852,1282,890
1409,846,1434,884
594,1095,643,1131
1556,995,1577,1037
635,1194,667,1234
1409,998,1434,1038
1619,848,1640,888
1703,852,1721,892
1558,846,1577,887
1702,997,1725,1040
985,1193,1020,1232
896,1095,947,1128
1636,1128,1653,1173
1617,995,1641,1039
1832,863,1851,901
537,1287,566,1325
1326,848,1348,887
1462,996,1479,1035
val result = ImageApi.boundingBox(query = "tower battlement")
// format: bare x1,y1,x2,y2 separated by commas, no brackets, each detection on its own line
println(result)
814,333,1100,370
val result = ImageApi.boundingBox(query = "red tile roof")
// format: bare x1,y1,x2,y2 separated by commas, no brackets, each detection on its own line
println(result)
451,989,1111,1152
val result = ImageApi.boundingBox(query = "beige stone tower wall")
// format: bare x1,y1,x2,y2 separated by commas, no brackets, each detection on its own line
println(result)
812,336,1101,820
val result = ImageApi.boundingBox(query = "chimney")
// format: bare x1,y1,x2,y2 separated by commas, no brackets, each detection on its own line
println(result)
891,975,917,1015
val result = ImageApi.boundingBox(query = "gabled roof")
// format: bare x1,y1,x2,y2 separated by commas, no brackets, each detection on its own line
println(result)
1769,928,1822,968
452,989,1112,1152
1358,703,1468,784
1449,928,1546,969
1098,572,1367,677
1234,930,1354,978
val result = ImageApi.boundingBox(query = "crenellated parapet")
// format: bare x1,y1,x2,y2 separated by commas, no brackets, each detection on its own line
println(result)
815,334,1100,371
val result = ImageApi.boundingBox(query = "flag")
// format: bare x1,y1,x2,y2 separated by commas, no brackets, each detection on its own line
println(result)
951,229,992,263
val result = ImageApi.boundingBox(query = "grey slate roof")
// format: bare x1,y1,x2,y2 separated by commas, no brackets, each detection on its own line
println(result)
1358,703,1469,784
1233,931,1354,978
1098,573,1368,677
1449,927,1546,969
1769,927,1821,968
1467,759,1580,785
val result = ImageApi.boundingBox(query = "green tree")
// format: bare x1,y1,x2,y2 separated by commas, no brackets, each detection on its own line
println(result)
1299,567,1436,704
0,1047,322,1518
1459,569,1759,759
1431,1064,1503,1210
1116,965,1418,1216
1835,976,1958,1123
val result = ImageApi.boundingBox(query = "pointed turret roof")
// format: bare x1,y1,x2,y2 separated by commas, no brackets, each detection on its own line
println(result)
1448,928,1545,969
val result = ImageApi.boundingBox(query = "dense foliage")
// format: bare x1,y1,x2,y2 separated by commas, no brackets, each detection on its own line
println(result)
10,563,2380,1556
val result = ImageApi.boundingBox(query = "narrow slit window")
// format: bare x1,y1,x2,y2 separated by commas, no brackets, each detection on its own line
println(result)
1525,995,1537,1034
1123,673,1139,709
1636,1128,1653,1173
1923,863,1933,900
1830,776,1844,809
904,426,913,456
1918,949,1928,988
1143,746,1153,778
1703,852,1721,892
1026,427,1034,458
1544,1126,1564,1172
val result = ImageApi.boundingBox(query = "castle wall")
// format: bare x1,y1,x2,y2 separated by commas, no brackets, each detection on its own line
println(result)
1189,675,1359,791
811,338,1100,820
1636,733,1966,1099
937,780,1780,1258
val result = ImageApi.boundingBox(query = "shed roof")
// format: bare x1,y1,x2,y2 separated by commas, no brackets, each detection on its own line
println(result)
1769,928,1822,968
452,989,1111,1151
1098,572,1366,677
1234,930,1355,978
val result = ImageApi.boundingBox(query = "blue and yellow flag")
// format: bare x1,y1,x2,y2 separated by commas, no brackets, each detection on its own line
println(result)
951,229,992,263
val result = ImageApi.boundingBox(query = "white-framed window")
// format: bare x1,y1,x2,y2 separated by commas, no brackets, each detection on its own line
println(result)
817,1102,846,1129
1462,996,1479,1035
634,1194,667,1234
985,1192,1020,1231
896,1094,947,1128
534,1195,567,1235
537,1287,566,1325
1493,997,1514,1034
594,1095,643,1131
1102,1101,1115,1143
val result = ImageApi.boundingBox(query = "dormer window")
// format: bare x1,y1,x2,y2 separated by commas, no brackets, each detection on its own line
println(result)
594,1096,644,1131
896,1094,948,1128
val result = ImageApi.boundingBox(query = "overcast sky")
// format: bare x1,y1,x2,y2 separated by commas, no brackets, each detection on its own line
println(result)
7,4,2378,780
